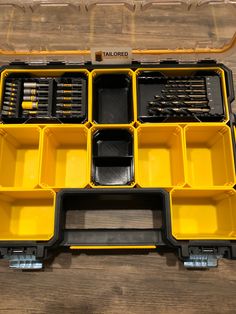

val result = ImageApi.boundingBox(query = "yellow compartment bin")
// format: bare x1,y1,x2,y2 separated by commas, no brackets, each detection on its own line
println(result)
184,124,235,187
0,126,41,188
0,189,55,241
40,126,89,189
136,125,185,188
170,189,236,240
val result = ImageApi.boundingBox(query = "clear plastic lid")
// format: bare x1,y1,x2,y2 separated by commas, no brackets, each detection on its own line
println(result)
0,0,235,64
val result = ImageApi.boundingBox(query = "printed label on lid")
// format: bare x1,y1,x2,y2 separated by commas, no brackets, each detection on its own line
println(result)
91,47,132,64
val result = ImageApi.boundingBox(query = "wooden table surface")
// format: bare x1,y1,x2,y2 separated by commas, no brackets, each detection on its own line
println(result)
1,250,236,314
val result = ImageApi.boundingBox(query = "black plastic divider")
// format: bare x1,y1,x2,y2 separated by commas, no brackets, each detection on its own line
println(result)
93,74,133,124
137,71,225,123
92,129,134,186
56,189,168,247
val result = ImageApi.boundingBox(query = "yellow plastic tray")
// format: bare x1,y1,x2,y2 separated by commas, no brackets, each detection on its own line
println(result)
170,188,236,240
0,189,55,241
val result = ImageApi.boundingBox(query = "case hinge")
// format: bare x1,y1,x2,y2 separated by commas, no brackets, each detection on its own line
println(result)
184,254,222,269
5,254,43,270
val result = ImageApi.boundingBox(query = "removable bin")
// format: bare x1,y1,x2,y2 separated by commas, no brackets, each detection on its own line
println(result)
185,125,235,187
136,125,185,188
136,69,226,123
0,69,88,124
92,128,134,186
40,126,89,189
170,189,236,240
92,71,133,124
0,126,41,188
57,189,168,247
0,190,55,241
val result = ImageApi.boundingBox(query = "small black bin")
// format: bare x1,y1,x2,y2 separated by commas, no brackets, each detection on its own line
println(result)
92,129,134,185
93,74,133,124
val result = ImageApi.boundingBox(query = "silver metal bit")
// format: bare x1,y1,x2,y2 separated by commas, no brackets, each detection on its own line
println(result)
6,82,18,87
23,82,48,88
56,110,82,115
22,110,47,115
4,101,16,105
6,87,18,92
57,83,82,88
1,110,15,116
5,92,17,96
2,106,16,111
56,103,82,108
23,89,48,95
23,96,48,101
57,90,82,94
56,96,82,101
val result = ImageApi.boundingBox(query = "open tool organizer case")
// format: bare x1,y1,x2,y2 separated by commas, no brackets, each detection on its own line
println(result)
0,0,236,270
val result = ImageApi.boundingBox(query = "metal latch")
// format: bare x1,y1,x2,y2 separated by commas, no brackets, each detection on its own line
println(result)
184,254,222,269
5,254,43,270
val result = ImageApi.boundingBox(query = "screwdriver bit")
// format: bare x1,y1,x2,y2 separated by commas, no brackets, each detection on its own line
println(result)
6,82,18,87
23,89,48,95
4,101,16,106
2,106,16,111
21,101,48,110
56,103,82,108
56,110,81,115
22,110,47,115
57,83,82,88
57,97,81,101
23,82,49,88
6,87,18,92
1,110,15,116
23,96,48,101
57,90,82,94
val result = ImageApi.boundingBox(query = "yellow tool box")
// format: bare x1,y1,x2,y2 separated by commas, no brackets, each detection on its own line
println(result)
0,0,235,269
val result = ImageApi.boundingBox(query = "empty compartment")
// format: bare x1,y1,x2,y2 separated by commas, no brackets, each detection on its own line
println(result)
185,125,235,187
40,126,88,189
92,129,134,186
93,73,133,124
0,190,55,241
0,126,41,188
137,125,185,187
170,189,236,240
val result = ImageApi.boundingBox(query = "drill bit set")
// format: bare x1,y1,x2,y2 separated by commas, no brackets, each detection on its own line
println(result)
138,73,224,123
0,76,87,123
54,78,85,120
